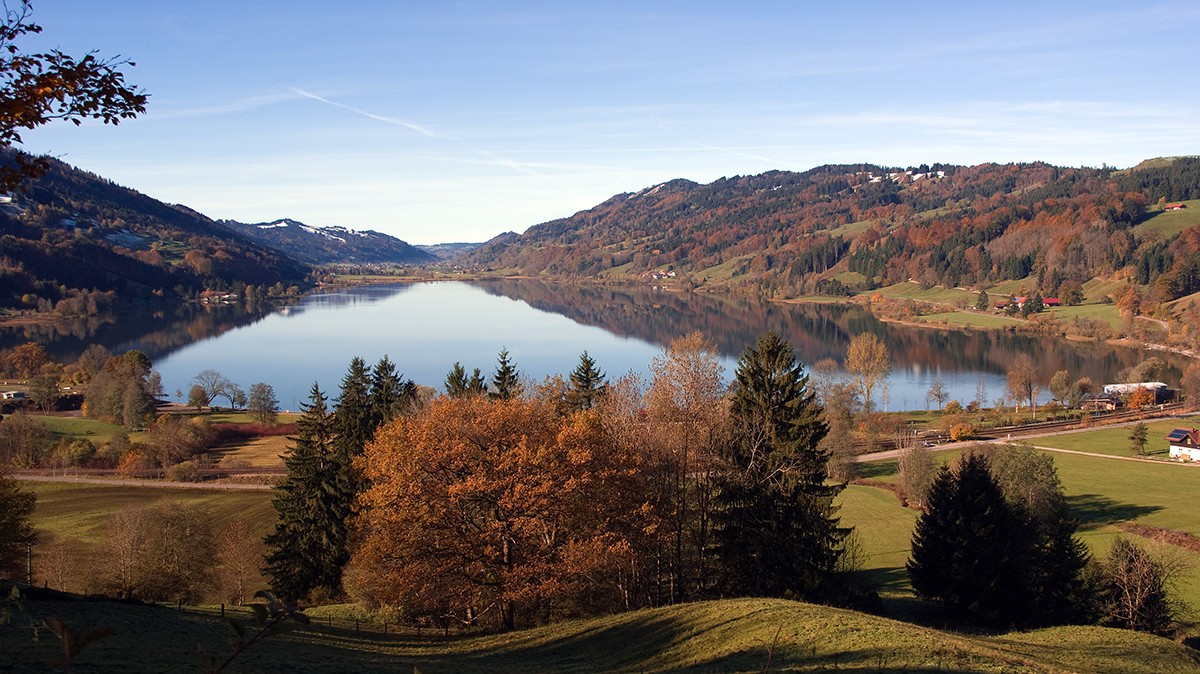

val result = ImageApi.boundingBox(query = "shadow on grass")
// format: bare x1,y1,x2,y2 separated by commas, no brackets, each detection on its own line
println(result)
857,459,898,480
849,566,910,594
1067,493,1163,529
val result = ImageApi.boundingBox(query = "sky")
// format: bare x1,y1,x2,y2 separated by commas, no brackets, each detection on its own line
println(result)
15,1,1200,245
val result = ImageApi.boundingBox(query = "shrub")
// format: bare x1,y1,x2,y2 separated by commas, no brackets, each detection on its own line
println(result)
166,460,203,483
950,423,975,442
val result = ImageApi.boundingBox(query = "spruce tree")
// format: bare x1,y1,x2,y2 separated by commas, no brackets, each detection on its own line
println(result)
466,368,488,397
445,362,469,398
566,351,606,412
264,383,343,600
907,453,1033,629
489,348,522,401
716,331,847,598
369,355,417,426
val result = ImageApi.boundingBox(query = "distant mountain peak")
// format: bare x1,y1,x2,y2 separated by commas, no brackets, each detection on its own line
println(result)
221,217,436,265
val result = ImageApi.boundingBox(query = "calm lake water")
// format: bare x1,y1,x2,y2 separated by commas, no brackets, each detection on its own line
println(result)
3,280,1186,412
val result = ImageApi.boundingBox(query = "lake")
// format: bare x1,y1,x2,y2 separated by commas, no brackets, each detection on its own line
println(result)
3,280,1186,412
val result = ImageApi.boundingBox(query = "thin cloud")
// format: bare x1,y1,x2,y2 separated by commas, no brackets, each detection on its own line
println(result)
291,88,439,138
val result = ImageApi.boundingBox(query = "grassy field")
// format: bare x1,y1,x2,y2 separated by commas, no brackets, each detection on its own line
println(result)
914,310,1024,329
1137,200,1200,239
8,596,1199,673
27,482,275,546
1050,303,1123,329
1029,418,1188,458
31,415,131,445
1082,278,1129,303
871,281,976,306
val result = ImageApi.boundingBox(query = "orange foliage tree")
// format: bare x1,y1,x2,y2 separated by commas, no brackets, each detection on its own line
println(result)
349,396,652,630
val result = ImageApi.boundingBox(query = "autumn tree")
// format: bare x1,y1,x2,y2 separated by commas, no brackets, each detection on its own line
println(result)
716,332,846,598
0,0,147,190
82,350,156,427
0,412,51,466
1049,369,1071,405
1006,353,1040,417
350,397,650,629
897,434,934,509
0,468,36,579
845,332,890,413
646,332,728,602
247,382,279,425
263,383,343,601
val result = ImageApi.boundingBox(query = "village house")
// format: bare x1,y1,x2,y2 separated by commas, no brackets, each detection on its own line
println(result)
1079,392,1123,412
1167,428,1200,461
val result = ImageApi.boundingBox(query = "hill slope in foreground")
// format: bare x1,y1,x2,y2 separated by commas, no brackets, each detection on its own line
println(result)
11,596,1199,673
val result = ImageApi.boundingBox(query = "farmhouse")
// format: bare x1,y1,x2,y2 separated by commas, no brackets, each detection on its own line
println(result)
1080,392,1122,412
1165,203,1187,211
1167,428,1200,461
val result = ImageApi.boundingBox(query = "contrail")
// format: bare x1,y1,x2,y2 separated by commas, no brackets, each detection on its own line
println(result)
291,87,438,138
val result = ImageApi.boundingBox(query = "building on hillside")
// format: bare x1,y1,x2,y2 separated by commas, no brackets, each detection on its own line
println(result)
1165,203,1188,211
1079,392,1123,412
1167,428,1200,460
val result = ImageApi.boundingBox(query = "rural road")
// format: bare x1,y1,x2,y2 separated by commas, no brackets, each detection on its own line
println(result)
859,415,1200,466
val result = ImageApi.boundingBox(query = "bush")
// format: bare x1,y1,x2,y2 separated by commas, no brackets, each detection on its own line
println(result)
166,460,203,482
950,423,975,442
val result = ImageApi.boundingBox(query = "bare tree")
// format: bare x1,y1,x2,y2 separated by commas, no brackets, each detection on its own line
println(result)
192,369,234,409
215,520,264,605
926,378,949,411
1101,538,1186,635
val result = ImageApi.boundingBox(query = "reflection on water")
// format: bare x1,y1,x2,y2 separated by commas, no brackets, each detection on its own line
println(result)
5,280,1186,412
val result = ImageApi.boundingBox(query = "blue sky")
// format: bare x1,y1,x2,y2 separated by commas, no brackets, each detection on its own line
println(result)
17,1,1200,244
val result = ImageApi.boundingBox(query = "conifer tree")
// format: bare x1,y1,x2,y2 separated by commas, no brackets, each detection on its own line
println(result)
566,351,606,412
445,362,469,398
907,452,1032,628
489,348,522,401
263,383,343,601
716,331,847,598
466,368,488,397
369,355,414,427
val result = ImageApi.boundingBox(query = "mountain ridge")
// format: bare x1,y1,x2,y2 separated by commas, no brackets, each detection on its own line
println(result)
220,217,437,265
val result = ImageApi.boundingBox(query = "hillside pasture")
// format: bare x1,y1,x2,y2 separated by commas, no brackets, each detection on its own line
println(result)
1136,199,1200,240
8,596,1199,673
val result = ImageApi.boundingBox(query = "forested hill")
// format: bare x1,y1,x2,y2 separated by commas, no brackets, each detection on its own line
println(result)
462,158,1200,300
0,153,310,312
220,218,436,265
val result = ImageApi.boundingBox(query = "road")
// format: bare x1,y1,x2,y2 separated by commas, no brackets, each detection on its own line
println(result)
859,414,1200,466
